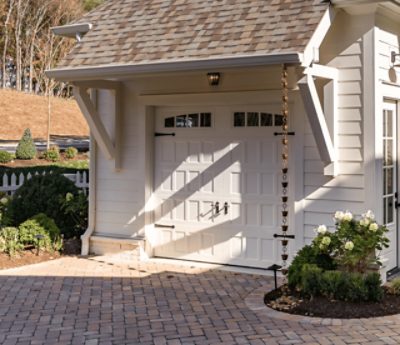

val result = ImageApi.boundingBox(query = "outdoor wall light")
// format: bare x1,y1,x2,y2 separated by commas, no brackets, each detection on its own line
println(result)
391,51,400,67
207,72,221,86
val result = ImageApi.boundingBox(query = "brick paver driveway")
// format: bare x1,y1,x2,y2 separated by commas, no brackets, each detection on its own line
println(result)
1,256,400,345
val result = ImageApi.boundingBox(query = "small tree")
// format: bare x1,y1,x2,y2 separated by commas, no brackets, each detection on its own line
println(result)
15,128,37,160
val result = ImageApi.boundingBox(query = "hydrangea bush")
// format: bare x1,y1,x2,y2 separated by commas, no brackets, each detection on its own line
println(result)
288,210,389,302
312,210,389,273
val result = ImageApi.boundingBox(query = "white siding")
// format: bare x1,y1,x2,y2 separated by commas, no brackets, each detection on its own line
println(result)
302,12,373,242
94,89,147,237
376,16,400,84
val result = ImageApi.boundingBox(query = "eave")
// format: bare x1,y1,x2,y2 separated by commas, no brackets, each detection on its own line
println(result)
46,53,303,82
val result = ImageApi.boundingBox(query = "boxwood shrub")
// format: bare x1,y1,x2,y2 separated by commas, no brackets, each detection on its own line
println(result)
300,265,383,302
41,146,61,162
19,214,62,252
65,147,78,159
0,151,14,164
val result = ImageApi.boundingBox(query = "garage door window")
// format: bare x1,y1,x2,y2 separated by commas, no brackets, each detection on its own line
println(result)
234,112,284,127
165,113,212,128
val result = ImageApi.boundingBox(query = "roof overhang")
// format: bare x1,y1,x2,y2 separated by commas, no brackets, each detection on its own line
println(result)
46,52,303,81
331,0,400,16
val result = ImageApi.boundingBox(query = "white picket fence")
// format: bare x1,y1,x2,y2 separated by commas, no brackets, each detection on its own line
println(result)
0,171,89,196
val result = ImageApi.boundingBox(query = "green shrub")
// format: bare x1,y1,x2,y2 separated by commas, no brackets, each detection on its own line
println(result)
0,227,24,255
60,192,88,237
0,151,14,164
288,245,336,289
30,213,60,240
388,277,400,295
300,264,322,298
6,174,81,238
19,214,61,252
41,146,60,162
306,270,383,302
320,270,343,299
65,147,78,159
365,272,383,301
15,128,37,160
346,273,369,302
0,193,12,226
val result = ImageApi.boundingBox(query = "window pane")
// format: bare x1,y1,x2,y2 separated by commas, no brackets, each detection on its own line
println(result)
385,168,394,195
275,114,284,126
187,114,199,128
387,196,394,224
247,112,259,126
176,115,187,127
387,110,393,138
200,113,211,127
261,113,273,126
165,117,174,128
383,110,387,137
234,112,245,127
385,139,393,165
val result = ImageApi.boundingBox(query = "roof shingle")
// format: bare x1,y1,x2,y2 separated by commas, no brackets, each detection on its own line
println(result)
58,0,329,69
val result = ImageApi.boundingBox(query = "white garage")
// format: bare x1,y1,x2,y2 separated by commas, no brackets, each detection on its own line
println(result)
49,0,400,279
153,106,293,268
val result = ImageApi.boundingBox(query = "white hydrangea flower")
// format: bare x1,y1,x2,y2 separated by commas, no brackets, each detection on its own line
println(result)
360,218,370,227
316,225,328,235
0,197,8,205
364,210,375,220
343,211,353,221
369,223,379,232
344,241,354,251
334,211,344,221
321,236,331,246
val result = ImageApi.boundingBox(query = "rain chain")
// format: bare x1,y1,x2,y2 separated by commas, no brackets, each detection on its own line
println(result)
280,64,290,277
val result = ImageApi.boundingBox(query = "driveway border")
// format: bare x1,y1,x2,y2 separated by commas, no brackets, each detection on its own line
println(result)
245,285,400,326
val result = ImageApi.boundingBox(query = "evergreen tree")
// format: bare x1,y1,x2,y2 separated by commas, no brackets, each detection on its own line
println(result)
15,128,36,160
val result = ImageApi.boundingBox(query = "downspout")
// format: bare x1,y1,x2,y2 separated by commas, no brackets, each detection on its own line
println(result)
81,89,97,255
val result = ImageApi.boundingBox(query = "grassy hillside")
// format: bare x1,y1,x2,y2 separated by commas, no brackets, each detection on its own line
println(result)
0,90,89,141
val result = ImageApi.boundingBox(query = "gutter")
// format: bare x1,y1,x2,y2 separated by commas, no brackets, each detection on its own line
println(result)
46,52,303,81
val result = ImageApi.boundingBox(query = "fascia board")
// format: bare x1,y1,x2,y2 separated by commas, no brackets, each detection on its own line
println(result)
46,53,303,81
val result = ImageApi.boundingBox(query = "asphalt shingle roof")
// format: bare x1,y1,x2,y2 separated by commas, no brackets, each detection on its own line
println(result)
58,0,329,69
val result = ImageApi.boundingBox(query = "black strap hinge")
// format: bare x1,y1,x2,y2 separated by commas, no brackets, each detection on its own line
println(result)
274,132,295,136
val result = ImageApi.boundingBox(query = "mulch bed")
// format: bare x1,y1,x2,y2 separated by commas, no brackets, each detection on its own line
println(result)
0,238,81,270
265,285,400,318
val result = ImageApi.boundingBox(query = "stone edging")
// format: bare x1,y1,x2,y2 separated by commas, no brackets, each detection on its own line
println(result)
245,285,400,326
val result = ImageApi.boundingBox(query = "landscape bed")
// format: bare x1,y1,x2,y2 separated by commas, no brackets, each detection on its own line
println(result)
265,285,400,319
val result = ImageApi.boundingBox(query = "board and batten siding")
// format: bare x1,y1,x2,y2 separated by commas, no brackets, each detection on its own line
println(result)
302,12,373,242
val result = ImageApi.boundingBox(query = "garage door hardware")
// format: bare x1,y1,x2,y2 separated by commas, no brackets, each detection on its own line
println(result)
273,234,295,239
274,131,295,136
155,132,176,137
155,224,175,229
212,202,229,215
223,202,229,215
212,202,220,214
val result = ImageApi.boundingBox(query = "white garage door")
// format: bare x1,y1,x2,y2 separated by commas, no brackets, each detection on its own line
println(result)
153,106,290,268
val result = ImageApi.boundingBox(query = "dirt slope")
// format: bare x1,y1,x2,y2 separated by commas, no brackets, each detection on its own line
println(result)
0,89,89,140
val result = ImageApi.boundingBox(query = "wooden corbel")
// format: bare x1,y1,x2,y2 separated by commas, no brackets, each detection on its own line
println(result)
298,64,338,176
73,81,122,171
